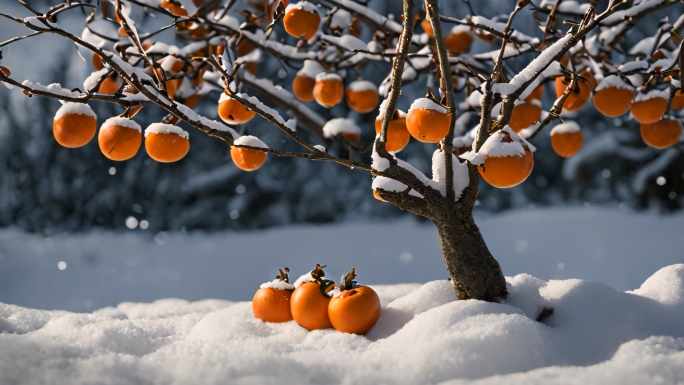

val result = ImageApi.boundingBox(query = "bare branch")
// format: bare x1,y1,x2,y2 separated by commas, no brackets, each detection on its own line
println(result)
425,0,457,200
0,31,42,48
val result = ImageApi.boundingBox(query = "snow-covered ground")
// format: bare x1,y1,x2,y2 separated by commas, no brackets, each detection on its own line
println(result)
1,207,684,384
1,207,683,312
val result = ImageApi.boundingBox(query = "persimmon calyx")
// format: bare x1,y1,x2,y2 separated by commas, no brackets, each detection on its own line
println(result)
276,267,290,283
339,268,359,291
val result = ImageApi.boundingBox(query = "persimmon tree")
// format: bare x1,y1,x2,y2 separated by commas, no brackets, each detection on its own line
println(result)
1,0,682,303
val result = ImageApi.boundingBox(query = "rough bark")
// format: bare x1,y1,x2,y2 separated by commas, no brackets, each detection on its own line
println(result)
434,211,508,302
430,165,508,302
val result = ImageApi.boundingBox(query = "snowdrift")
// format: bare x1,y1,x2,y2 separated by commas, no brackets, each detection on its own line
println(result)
2,265,683,384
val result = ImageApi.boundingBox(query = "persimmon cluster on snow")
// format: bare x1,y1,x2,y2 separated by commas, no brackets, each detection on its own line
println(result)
253,265,380,335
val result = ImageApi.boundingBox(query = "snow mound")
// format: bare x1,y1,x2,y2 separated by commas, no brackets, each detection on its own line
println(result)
2,266,684,384
460,127,536,165
634,88,669,102
595,75,634,92
296,60,325,78
408,97,447,114
54,102,97,121
234,135,268,149
347,80,376,92
144,123,188,139
630,264,684,305
322,118,361,139
550,121,580,136
101,117,141,132
259,279,295,290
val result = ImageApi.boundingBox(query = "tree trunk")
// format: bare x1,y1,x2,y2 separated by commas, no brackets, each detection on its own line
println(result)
434,207,508,302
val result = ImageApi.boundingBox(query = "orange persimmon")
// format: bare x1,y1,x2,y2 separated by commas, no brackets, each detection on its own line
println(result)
53,103,98,148
374,110,410,152
509,103,541,132
144,123,190,163
524,84,544,102
290,264,334,331
406,98,451,143
98,76,123,95
293,60,324,102
98,117,142,161
593,76,634,118
345,80,378,114
328,269,381,335
550,122,583,158
323,118,361,142
313,73,343,108
631,91,669,124
670,89,684,110
231,136,268,171
293,75,316,102
476,129,534,188
421,17,434,38
555,73,591,112
444,26,473,54
92,53,103,70
218,94,257,124
283,3,321,40
640,119,682,149
252,268,295,323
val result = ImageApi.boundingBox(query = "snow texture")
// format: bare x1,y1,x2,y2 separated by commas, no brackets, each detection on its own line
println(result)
347,80,376,92
450,25,472,35
408,98,447,114
54,102,96,121
330,9,352,30
198,117,239,138
322,118,361,138
428,150,470,200
372,176,408,194
81,20,118,51
259,279,295,290
1,263,684,384
603,0,668,26
235,92,286,125
540,0,591,14
618,60,649,73
595,75,634,92
285,1,318,14
550,121,580,136
315,72,343,82
101,117,141,132
293,272,314,288
296,60,325,78
174,102,199,122
144,123,188,139
371,142,391,171
284,119,297,132
22,81,84,98
337,0,402,34
634,88,670,102
233,135,268,149
461,127,536,165
83,68,110,91
470,16,538,45
509,34,573,89
23,16,54,30
321,35,367,51
313,144,326,152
